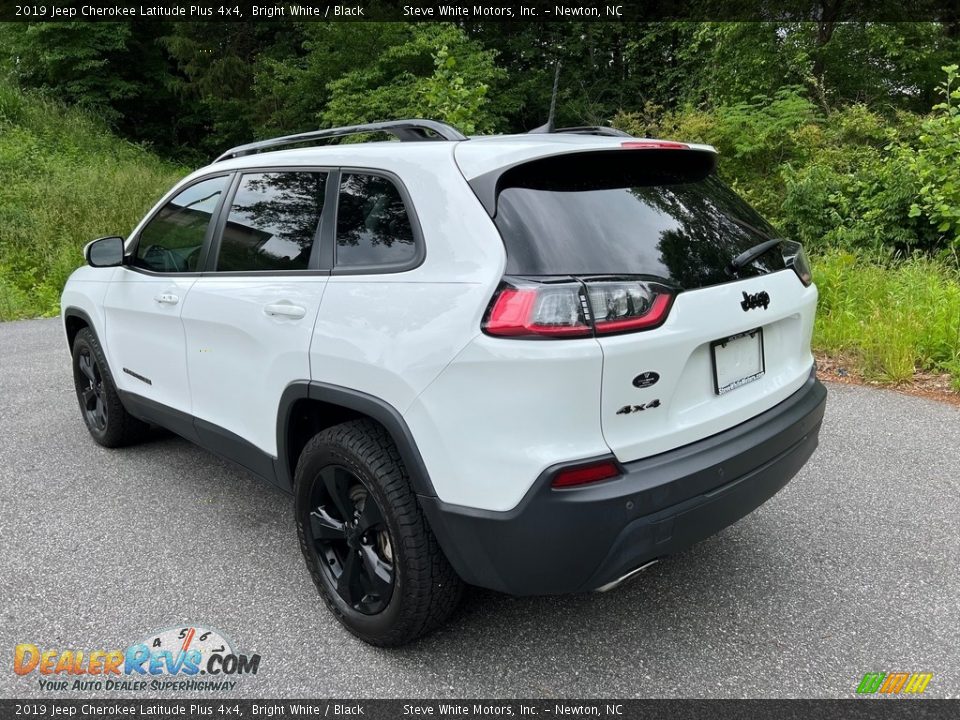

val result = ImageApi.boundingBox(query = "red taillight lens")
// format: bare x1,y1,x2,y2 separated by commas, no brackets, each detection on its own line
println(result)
551,459,621,488
621,140,690,150
484,278,675,338
484,284,591,338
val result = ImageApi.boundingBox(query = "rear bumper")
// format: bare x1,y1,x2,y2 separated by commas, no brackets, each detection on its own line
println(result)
420,368,827,595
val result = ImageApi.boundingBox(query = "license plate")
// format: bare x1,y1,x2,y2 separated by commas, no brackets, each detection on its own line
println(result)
711,328,765,395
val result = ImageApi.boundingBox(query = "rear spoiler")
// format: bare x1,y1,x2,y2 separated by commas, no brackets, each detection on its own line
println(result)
467,145,718,218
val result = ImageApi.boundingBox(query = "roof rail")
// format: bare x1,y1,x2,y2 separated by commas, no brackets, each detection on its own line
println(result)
213,119,468,163
548,126,633,138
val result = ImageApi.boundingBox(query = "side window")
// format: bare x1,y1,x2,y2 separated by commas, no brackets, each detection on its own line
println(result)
216,171,327,272
335,173,417,269
135,176,228,273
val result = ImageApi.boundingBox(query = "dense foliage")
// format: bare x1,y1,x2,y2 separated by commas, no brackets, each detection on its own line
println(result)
0,21,958,385
0,80,184,319
614,75,960,262
2,21,959,258
2,22,958,150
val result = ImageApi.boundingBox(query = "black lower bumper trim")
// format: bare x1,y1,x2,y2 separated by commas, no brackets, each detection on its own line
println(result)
420,369,827,596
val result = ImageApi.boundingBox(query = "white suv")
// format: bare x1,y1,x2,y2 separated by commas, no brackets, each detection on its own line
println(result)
61,120,827,646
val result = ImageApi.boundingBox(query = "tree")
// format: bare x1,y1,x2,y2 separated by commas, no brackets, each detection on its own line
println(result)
0,22,182,150
160,22,305,159
321,24,503,132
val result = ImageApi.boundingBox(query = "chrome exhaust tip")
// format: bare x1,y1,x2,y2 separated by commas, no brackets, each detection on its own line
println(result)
593,559,659,593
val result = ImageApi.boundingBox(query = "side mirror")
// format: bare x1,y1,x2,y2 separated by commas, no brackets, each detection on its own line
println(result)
85,236,125,268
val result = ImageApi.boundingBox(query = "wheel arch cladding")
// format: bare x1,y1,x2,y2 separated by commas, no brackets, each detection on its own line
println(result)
276,381,437,498
63,307,94,351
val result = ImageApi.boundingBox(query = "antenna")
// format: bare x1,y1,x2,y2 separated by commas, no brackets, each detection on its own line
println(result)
528,61,562,134
546,61,561,132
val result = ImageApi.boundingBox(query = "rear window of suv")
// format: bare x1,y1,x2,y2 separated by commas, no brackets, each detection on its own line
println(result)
493,150,785,288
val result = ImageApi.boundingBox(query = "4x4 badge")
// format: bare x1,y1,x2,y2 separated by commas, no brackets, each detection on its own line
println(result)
617,399,661,415
741,290,771,311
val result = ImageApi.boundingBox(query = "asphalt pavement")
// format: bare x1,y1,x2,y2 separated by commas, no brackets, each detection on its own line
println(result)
1,317,958,699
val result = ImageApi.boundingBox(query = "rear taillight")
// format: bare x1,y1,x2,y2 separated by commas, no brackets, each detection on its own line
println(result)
551,459,621,488
483,282,591,338
781,240,813,287
483,277,675,339
586,280,674,334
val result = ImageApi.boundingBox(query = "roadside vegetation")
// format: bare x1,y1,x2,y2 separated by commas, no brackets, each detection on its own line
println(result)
613,66,960,390
0,81,184,319
0,21,957,391
814,253,960,387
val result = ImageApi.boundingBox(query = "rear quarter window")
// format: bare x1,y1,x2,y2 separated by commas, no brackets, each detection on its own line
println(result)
335,172,418,270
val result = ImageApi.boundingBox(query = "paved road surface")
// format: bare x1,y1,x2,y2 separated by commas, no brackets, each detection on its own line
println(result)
1,318,958,698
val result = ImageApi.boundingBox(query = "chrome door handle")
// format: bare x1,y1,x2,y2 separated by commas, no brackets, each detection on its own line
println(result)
264,303,307,319
155,293,179,305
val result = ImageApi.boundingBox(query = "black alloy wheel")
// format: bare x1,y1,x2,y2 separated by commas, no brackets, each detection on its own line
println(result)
70,327,149,448
294,419,463,645
305,464,395,615
77,347,107,432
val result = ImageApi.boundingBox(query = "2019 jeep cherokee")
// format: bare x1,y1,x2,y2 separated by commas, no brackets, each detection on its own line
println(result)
61,120,827,646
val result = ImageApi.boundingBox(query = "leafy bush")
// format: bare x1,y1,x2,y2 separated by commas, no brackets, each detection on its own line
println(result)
778,108,925,256
421,45,494,135
321,24,503,133
615,87,818,218
616,68,960,266
905,64,960,258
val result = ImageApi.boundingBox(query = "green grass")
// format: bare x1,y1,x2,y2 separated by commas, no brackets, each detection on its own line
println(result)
813,251,960,390
0,80,185,320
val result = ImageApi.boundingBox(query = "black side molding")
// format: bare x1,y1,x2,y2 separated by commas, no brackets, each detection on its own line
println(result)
118,390,283,489
118,390,200,445
113,381,435,499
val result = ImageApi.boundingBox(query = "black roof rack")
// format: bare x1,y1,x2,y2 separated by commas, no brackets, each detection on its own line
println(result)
544,126,633,138
213,119,468,163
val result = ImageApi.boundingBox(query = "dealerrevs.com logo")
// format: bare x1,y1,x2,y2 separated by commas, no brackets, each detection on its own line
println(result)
13,625,260,692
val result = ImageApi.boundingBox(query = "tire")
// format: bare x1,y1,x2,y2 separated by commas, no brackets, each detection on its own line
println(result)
71,327,149,448
294,419,463,646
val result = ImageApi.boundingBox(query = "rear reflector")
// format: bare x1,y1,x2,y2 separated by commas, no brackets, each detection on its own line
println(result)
551,459,621,488
621,140,690,150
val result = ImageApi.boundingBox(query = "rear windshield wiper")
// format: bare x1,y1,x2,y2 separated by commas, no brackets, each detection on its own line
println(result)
728,238,782,275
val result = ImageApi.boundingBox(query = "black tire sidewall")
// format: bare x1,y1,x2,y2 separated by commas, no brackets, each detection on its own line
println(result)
72,330,111,443
294,439,407,640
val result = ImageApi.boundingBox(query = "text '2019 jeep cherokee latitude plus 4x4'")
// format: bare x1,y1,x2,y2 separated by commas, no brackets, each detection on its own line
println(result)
62,120,827,646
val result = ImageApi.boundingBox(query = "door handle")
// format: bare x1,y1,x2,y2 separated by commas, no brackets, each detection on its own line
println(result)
154,292,179,305
264,303,307,319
